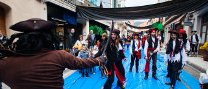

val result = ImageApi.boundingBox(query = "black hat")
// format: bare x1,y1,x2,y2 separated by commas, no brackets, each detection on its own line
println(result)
112,29,120,35
10,18,55,32
168,30,178,34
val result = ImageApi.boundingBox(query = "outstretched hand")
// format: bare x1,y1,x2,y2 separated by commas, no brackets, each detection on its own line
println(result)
98,55,108,77
99,55,107,64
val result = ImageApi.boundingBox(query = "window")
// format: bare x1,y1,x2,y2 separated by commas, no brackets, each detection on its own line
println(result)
207,29,208,42
202,26,207,32
201,26,207,43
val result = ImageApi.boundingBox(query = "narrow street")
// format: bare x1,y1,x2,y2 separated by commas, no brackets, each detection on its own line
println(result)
1,0,208,89
64,48,200,89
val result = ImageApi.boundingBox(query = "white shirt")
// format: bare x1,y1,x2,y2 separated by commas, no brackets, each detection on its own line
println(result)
179,39,190,51
190,34,200,44
130,39,142,54
144,37,160,56
0,36,3,40
185,39,191,51
118,43,123,51
164,40,187,63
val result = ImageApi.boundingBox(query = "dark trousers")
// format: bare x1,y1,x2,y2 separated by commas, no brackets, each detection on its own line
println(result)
191,44,198,52
177,58,183,78
89,67,95,73
104,62,114,89
144,53,157,75
115,60,125,87
130,52,139,71
104,61,125,89
167,61,171,77
169,61,180,86
81,68,89,77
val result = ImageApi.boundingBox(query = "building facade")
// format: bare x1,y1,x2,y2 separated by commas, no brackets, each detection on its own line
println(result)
0,0,47,36
192,6,208,44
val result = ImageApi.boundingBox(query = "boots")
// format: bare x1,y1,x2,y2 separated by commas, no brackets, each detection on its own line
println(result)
129,67,132,72
152,75,158,80
144,72,148,80
152,72,158,80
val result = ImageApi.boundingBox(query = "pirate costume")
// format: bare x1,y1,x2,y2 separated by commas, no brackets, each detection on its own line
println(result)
165,30,187,89
94,30,126,89
177,29,190,81
104,30,126,89
129,33,142,73
144,29,160,80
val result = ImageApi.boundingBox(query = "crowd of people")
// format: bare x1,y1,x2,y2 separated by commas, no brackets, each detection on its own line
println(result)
0,18,202,89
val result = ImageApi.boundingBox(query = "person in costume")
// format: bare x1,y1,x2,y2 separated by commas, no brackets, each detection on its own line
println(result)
144,29,160,80
165,30,187,89
129,33,142,73
94,29,126,89
0,18,106,89
177,28,190,80
142,33,148,49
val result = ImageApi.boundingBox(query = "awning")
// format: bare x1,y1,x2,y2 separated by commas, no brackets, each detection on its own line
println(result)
165,14,186,27
76,0,208,20
95,20,110,27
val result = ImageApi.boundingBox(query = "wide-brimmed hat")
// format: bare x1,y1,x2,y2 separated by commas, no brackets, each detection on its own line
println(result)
168,30,178,34
10,18,55,32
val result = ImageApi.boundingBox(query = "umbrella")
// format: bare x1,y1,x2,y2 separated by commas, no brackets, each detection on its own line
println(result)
10,18,55,32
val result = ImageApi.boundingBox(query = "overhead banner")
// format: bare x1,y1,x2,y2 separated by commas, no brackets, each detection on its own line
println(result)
76,0,208,20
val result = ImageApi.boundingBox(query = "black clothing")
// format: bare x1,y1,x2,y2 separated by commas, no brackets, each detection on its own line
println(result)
0,36,7,44
166,39,181,54
191,44,198,52
191,34,199,43
147,37,158,48
66,33,76,49
169,61,180,86
95,39,125,89
130,52,139,72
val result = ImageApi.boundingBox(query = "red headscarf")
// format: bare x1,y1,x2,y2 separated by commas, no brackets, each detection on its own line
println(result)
179,29,186,34
150,29,156,33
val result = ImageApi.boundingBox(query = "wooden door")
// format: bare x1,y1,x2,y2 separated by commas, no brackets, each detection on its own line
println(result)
0,7,6,35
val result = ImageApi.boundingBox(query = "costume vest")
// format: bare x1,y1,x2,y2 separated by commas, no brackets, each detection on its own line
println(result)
147,37,158,49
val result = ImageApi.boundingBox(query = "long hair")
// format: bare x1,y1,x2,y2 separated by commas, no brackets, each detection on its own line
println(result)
3,31,59,54
182,33,188,45
166,36,181,54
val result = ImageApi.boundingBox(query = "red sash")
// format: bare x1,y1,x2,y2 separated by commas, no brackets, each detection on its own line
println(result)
136,39,141,59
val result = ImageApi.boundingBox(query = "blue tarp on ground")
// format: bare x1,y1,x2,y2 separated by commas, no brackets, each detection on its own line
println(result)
64,47,200,89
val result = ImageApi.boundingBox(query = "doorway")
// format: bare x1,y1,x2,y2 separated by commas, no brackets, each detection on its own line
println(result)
0,7,6,35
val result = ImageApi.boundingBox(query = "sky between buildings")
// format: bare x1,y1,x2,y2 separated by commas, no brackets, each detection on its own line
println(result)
125,0,158,7
125,0,158,23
